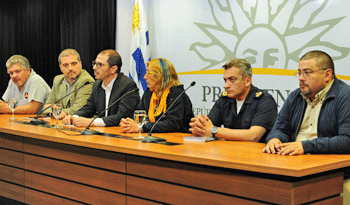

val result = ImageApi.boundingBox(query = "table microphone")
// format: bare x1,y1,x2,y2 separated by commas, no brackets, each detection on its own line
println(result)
80,88,138,135
142,81,196,143
30,81,93,125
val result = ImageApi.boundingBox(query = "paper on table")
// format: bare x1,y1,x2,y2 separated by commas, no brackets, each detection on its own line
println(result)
183,136,215,142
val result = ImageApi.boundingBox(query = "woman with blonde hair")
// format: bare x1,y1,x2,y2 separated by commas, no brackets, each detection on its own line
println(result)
120,58,194,133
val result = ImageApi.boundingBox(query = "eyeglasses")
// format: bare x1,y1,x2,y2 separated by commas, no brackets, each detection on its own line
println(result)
294,68,328,78
92,61,104,69
145,70,156,75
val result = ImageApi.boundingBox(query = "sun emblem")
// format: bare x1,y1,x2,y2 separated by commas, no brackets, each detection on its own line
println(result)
190,0,349,70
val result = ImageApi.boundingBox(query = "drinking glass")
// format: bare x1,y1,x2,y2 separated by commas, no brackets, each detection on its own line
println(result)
8,98,18,121
52,104,62,128
133,110,146,140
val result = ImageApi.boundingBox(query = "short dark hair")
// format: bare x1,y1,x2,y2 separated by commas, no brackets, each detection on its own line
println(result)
98,49,122,74
222,58,252,78
300,50,335,79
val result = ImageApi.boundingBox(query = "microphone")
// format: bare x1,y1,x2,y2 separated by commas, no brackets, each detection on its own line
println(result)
80,88,138,135
30,81,92,125
142,81,196,143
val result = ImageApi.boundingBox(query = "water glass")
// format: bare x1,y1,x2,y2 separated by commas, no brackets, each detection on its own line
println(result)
52,104,62,128
133,110,146,139
8,98,18,121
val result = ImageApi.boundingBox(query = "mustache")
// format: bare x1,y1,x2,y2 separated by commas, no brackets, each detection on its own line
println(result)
300,82,308,86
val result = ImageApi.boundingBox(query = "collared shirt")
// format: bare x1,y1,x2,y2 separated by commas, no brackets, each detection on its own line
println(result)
101,76,117,117
93,76,118,126
296,80,334,142
64,78,77,94
236,100,244,115
2,69,51,113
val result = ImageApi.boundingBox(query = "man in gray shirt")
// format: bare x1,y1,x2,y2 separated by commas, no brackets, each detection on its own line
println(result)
0,55,51,114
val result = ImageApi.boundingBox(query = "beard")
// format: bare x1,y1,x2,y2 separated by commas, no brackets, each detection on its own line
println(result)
300,82,312,97
67,72,77,79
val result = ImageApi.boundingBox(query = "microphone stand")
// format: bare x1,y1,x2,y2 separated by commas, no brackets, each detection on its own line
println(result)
79,118,103,135
142,81,196,143
30,81,92,125
80,88,138,135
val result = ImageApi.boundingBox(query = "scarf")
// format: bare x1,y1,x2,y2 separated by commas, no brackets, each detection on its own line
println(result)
148,88,170,122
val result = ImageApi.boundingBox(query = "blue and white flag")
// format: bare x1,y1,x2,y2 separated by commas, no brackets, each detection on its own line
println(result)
130,0,150,97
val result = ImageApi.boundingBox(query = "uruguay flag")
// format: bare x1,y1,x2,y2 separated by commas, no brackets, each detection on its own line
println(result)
129,0,150,97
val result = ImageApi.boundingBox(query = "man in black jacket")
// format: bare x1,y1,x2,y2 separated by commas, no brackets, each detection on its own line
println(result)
62,49,139,127
189,58,277,142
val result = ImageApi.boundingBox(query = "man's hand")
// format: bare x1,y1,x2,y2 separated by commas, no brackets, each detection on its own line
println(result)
120,117,139,133
189,114,214,137
202,115,214,137
275,142,304,156
62,115,75,125
0,100,9,113
189,114,208,136
58,111,67,120
262,138,282,154
72,117,93,127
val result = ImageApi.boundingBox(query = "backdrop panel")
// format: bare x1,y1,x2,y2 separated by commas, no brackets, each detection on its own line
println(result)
117,0,350,112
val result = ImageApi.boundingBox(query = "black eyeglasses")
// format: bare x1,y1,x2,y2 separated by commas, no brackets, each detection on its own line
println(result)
294,68,328,78
92,61,104,69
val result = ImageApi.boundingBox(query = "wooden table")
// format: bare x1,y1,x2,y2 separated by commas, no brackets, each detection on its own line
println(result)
0,114,348,204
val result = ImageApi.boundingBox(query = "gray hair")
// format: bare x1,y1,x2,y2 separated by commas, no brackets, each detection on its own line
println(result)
6,55,31,72
222,58,252,78
58,48,81,64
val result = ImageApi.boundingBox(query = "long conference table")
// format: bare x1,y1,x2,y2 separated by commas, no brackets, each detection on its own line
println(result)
0,115,349,205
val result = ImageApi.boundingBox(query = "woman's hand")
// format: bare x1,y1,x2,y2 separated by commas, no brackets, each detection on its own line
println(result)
120,117,140,133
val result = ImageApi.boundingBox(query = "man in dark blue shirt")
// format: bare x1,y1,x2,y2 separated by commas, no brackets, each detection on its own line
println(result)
189,58,277,142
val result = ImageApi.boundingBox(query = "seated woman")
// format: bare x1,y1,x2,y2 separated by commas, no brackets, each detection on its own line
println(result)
120,58,194,133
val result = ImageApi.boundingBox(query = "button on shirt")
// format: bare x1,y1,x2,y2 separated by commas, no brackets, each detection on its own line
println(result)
296,80,334,142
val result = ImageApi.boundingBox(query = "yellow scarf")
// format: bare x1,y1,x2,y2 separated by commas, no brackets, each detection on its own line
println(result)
148,88,170,122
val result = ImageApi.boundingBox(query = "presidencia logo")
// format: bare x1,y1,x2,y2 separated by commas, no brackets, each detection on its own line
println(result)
187,0,350,78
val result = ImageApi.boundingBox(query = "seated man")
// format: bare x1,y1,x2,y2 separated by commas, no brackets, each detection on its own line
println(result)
43,49,94,119
262,50,350,204
190,58,277,142
62,49,140,127
0,55,51,114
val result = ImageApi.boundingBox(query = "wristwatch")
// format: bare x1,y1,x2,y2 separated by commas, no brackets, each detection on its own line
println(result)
211,126,218,138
